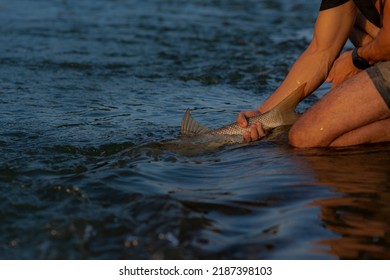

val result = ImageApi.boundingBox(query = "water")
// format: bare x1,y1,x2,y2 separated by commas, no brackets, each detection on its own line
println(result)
1,0,389,260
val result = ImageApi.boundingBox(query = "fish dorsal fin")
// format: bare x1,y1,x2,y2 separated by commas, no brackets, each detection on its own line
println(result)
264,83,306,127
180,110,211,136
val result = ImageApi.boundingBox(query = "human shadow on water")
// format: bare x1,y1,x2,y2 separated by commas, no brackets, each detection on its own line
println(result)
292,144,390,259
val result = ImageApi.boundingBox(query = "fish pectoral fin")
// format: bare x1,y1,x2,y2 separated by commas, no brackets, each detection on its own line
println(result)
180,110,211,136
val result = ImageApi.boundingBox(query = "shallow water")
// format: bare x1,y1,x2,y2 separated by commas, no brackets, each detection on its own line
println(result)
1,0,389,259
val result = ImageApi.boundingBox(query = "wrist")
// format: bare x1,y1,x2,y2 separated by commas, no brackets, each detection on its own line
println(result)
352,48,371,70
356,47,377,66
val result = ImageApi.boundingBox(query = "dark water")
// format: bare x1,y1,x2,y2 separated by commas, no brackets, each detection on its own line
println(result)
1,0,389,259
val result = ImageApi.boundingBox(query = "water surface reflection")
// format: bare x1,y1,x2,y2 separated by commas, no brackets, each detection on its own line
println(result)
293,145,390,259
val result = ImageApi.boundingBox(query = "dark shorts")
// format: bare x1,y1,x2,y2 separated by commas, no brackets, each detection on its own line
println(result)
367,61,390,110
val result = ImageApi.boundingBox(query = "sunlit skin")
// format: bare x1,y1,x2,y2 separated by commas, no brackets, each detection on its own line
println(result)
238,1,390,147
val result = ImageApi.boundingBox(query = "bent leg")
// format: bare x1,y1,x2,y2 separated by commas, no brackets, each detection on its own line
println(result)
330,118,390,146
289,70,390,148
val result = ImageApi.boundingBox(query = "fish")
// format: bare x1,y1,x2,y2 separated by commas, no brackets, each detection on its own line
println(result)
179,83,306,144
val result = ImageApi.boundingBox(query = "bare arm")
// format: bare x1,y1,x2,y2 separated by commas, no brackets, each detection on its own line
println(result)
238,1,357,142
359,0,390,63
258,1,357,113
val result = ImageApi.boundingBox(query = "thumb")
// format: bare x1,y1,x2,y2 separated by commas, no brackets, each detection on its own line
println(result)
237,112,248,128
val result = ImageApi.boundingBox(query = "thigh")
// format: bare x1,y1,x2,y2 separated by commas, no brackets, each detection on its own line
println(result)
289,70,390,147
330,117,390,146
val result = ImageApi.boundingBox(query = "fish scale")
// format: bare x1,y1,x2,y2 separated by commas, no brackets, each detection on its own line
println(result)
180,84,306,143
211,110,285,135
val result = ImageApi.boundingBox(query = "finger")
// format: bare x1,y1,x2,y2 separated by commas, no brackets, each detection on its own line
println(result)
255,123,266,138
326,72,333,83
331,78,340,89
243,131,251,143
250,124,259,141
237,112,248,128
326,65,335,83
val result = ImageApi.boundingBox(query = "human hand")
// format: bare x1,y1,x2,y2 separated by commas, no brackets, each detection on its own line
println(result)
236,110,261,128
326,50,361,88
243,123,266,143
236,110,266,143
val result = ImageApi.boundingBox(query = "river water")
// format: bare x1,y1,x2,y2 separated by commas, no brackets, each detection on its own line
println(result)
1,0,389,259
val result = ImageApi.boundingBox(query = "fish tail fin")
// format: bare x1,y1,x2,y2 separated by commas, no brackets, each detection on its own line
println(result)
180,110,211,136
269,83,306,126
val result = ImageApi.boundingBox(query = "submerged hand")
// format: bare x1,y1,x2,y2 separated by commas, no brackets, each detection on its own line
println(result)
236,110,266,143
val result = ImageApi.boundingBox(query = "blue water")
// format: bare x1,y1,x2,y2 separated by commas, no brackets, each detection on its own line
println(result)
1,0,389,259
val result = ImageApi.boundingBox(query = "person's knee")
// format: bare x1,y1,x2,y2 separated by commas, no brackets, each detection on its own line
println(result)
288,120,329,148
289,123,309,148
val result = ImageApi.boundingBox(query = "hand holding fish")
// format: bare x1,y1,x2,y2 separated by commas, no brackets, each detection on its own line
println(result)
243,123,266,143
180,84,305,144
236,109,261,127
236,110,266,143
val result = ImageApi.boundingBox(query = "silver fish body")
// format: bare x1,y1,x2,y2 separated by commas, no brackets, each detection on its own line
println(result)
180,84,306,143
210,109,291,135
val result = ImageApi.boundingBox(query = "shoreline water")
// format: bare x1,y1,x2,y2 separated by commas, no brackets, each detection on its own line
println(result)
1,0,389,260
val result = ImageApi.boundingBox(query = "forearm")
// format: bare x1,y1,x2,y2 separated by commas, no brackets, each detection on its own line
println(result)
359,26,390,64
258,48,333,113
258,2,356,113
358,1,390,64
